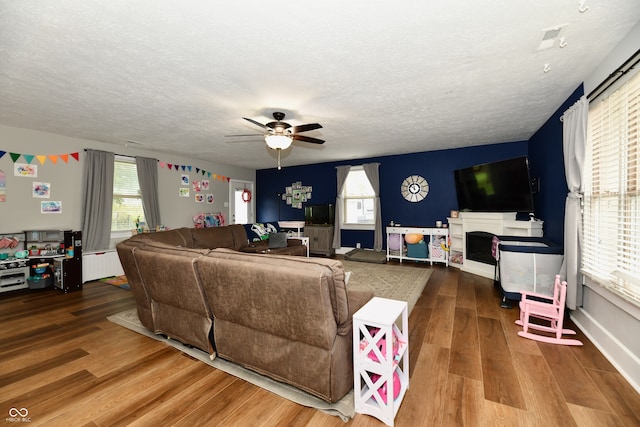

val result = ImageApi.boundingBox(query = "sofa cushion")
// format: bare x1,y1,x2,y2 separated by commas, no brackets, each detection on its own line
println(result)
268,232,288,248
191,226,237,249
129,227,193,248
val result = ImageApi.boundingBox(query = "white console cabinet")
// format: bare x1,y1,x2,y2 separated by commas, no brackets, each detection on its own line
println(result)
447,212,543,279
386,226,449,265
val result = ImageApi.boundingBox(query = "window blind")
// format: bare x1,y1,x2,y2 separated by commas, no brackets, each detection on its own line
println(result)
583,69,640,305
112,159,145,230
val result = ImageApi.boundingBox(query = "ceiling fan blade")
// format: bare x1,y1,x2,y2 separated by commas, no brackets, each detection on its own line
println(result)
292,134,325,144
243,117,270,131
225,133,264,137
291,123,322,133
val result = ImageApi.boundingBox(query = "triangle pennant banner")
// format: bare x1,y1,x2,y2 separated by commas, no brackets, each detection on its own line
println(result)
167,163,173,170
48,155,59,164
159,162,166,168
23,154,35,164
207,172,212,178
10,153,21,162
36,155,47,165
187,166,192,172
181,165,186,171
0,151,5,159
71,152,80,161
201,170,206,176
60,154,69,163
173,164,179,171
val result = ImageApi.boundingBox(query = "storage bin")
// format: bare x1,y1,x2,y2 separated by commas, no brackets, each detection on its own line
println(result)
429,242,446,260
28,274,53,289
494,236,563,303
388,233,403,251
407,240,427,258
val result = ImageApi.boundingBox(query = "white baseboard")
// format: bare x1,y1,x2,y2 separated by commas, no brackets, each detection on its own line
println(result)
571,308,640,394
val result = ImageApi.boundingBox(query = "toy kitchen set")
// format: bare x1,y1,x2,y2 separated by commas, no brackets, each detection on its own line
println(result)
0,230,82,294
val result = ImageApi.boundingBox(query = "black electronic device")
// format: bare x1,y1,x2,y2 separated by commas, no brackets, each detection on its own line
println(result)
304,203,335,225
453,156,534,213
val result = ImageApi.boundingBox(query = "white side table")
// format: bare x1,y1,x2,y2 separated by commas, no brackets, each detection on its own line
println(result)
353,297,409,426
288,236,309,257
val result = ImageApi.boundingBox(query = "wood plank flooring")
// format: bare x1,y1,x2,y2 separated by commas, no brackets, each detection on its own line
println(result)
1,264,639,426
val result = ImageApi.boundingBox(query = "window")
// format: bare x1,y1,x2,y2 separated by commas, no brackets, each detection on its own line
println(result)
112,157,145,232
583,69,640,306
341,167,376,229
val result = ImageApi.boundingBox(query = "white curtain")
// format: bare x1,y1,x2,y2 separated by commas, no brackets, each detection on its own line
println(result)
333,165,351,249
561,95,588,309
363,163,382,251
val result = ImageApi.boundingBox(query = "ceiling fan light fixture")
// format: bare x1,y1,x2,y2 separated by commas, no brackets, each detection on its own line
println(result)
265,134,293,150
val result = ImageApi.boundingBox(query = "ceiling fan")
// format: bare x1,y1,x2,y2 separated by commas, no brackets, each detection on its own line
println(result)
226,112,324,169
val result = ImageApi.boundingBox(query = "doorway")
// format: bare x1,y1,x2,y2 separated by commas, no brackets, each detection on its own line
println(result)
229,179,254,225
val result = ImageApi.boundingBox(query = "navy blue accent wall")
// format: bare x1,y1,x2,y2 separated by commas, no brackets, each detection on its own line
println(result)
257,140,529,249
528,84,584,246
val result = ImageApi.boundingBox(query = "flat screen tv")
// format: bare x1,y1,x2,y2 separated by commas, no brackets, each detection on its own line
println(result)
453,156,534,213
304,203,335,225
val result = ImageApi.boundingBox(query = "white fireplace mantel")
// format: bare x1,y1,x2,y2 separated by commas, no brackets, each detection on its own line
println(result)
452,212,543,279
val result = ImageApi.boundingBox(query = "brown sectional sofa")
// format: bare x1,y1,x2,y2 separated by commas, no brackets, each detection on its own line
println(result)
116,225,373,403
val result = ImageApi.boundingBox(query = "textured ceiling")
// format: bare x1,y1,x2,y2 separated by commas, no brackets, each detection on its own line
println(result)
1,1,639,170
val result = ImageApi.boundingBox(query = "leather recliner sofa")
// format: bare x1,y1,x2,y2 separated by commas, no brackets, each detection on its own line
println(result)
116,225,373,402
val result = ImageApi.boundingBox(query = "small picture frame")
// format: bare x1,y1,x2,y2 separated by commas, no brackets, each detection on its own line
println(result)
450,210,459,218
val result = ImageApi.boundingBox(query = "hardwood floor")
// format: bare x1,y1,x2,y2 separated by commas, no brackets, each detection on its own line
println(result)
1,265,639,426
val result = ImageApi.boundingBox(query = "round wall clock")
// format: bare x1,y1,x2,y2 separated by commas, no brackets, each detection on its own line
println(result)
401,175,429,202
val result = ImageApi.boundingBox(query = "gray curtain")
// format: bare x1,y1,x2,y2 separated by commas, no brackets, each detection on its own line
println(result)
363,163,382,251
560,95,588,310
136,156,161,229
333,165,351,249
81,149,115,251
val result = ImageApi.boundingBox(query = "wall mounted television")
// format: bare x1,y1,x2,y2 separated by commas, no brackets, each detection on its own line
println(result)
304,203,335,225
453,156,534,213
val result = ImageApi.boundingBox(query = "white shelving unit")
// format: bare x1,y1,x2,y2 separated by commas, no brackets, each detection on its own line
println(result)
386,226,449,265
353,297,409,427
447,217,463,268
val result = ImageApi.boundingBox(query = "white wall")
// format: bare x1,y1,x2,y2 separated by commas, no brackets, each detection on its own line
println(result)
573,20,640,393
0,124,255,237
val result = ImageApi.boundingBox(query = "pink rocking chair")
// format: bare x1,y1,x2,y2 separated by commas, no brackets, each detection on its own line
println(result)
515,274,583,346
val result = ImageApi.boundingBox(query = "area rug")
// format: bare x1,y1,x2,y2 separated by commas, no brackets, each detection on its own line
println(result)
342,259,431,314
100,275,129,290
344,248,387,264
107,261,431,421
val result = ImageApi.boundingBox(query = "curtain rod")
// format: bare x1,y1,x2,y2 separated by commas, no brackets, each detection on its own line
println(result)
83,149,159,161
335,162,381,168
587,48,640,102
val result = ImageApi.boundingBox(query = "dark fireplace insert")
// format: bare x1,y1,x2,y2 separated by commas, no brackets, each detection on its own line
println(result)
466,231,497,266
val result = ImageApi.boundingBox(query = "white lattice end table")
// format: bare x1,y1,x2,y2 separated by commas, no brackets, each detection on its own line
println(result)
353,297,409,426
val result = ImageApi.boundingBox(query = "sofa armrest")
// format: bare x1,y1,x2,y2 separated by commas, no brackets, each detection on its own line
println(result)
336,289,374,336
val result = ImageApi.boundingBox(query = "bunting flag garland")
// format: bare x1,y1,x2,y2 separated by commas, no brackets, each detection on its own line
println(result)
0,150,80,165
159,159,232,182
